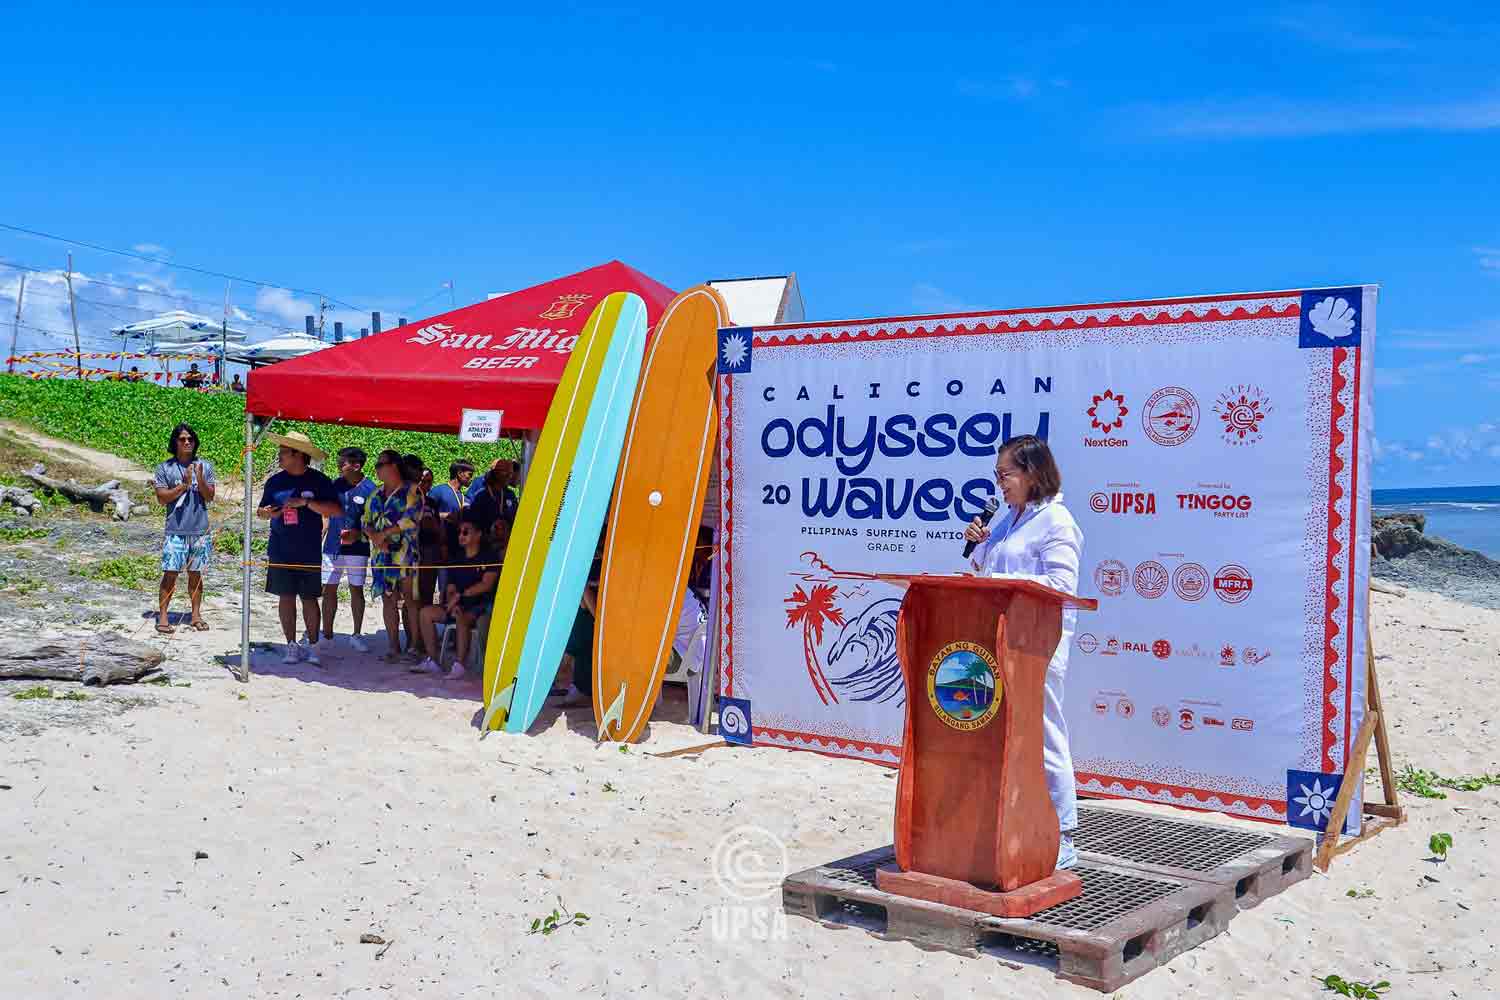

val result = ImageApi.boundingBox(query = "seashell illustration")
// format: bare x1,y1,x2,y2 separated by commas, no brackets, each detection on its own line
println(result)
1308,296,1355,339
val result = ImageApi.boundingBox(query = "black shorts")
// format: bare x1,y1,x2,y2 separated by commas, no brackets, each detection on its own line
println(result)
266,567,321,598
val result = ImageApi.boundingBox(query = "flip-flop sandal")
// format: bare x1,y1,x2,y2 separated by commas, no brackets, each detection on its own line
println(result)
190,621,211,632
155,623,176,635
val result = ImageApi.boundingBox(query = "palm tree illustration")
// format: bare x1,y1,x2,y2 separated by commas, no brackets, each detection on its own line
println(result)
784,583,845,705
961,658,992,711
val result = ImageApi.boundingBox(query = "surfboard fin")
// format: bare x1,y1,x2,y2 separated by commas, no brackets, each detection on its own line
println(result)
598,682,628,742
479,681,515,737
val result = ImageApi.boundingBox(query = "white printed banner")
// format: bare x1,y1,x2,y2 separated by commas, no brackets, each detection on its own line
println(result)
714,287,1375,832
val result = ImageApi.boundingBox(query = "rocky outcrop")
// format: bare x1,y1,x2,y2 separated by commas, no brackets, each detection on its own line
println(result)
1372,512,1500,610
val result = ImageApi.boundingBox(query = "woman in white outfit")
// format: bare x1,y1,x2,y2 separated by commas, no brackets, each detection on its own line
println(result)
962,434,1084,870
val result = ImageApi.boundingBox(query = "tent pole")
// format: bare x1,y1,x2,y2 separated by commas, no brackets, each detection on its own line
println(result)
239,412,255,682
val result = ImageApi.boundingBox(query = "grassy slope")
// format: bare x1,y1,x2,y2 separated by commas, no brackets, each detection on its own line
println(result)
0,375,520,480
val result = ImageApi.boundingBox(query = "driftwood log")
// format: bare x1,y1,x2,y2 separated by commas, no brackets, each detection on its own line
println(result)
0,635,166,685
0,484,42,515
24,463,136,521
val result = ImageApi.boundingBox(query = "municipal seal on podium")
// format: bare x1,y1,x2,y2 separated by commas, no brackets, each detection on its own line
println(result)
927,641,1002,732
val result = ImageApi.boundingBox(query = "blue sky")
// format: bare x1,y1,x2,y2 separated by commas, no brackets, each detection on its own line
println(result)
0,3,1496,487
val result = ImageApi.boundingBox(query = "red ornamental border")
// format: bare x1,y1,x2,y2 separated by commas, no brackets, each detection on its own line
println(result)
717,291,1358,818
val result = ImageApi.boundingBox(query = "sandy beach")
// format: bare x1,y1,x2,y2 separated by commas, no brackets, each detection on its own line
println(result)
0,571,1496,999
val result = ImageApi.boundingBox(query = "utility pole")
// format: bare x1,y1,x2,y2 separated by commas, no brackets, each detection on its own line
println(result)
220,280,231,385
7,272,25,374
65,253,82,378
317,297,327,340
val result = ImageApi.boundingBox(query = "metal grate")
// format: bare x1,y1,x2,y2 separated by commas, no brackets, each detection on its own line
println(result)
817,849,893,888
1021,865,1182,931
1074,806,1272,873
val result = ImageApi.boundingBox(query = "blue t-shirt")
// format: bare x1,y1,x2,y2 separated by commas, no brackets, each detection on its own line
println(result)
259,468,338,568
324,476,377,558
429,483,463,516
153,458,216,537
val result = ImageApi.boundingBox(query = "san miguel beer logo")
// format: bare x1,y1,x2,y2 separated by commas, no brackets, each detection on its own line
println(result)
538,293,592,321
927,641,1002,732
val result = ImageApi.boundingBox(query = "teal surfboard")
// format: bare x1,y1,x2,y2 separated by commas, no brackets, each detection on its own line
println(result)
505,292,648,732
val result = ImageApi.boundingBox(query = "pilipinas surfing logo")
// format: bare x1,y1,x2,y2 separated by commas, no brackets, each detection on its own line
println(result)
927,641,1002,732
537,293,591,320
1213,385,1272,445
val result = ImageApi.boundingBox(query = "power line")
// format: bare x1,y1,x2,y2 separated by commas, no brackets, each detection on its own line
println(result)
0,221,369,313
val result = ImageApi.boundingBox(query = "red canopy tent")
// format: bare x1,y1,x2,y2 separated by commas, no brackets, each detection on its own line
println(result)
234,260,676,683
246,260,677,432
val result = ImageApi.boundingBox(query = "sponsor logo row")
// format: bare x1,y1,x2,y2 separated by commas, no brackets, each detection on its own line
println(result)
1087,489,1253,519
1093,560,1252,603
1089,697,1255,733
1076,634,1272,667
1084,384,1272,449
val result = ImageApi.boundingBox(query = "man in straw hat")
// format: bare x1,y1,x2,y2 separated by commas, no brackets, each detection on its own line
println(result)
256,431,341,666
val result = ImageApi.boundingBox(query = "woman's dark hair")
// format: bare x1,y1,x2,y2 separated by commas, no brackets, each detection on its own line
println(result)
168,423,199,459
400,453,424,482
450,459,475,480
459,509,487,531
996,434,1061,503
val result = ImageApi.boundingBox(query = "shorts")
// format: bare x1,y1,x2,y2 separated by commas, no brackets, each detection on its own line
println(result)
266,567,322,598
321,553,368,587
369,563,414,600
162,534,213,573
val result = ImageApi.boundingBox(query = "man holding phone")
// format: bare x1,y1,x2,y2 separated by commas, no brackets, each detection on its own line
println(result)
153,423,216,635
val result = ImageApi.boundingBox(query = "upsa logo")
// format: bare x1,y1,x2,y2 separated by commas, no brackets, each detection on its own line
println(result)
1213,384,1272,445
1090,490,1157,515
1084,390,1130,448
1176,492,1253,518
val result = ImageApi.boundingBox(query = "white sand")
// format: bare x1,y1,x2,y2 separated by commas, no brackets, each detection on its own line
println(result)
1,586,1496,998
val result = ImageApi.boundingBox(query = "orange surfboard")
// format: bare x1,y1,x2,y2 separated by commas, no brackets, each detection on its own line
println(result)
593,285,727,742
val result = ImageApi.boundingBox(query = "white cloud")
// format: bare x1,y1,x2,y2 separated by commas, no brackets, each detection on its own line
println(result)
131,243,168,255
1129,94,1500,139
254,286,317,326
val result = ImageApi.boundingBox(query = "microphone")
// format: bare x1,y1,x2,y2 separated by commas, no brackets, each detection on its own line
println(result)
962,496,1002,558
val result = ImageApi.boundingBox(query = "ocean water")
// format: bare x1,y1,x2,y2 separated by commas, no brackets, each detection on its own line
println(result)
1371,485,1500,560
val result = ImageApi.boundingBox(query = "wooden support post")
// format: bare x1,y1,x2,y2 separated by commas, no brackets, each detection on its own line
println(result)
1313,621,1406,870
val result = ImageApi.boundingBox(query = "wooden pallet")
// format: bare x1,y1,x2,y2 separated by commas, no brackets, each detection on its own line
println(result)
783,847,1237,993
1073,803,1314,909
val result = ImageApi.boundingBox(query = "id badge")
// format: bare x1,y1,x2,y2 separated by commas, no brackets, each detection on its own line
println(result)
283,506,299,526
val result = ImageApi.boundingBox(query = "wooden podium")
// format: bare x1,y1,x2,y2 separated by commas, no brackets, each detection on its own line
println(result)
874,574,1099,918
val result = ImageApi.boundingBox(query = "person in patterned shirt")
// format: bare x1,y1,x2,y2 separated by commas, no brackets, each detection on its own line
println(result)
362,449,424,663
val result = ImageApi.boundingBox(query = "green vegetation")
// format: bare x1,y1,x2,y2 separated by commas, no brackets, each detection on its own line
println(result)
1428,831,1453,861
0,375,520,482
76,554,159,590
1344,887,1375,899
214,528,268,557
0,571,43,594
0,524,50,543
527,899,590,936
12,685,53,700
1317,976,1389,998
1396,765,1500,799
